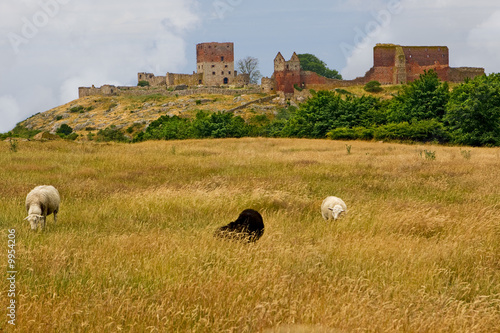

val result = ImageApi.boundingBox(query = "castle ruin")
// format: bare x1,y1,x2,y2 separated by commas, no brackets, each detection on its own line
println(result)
79,42,250,98
137,42,250,88
263,44,485,97
79,42,485,99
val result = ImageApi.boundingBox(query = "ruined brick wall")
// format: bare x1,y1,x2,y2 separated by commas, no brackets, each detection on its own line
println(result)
273,52,301,94
368,44,452,84
197,42,236,86
402,46,449,67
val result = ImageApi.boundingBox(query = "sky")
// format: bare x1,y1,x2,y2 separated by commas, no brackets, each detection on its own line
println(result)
1,0,499,133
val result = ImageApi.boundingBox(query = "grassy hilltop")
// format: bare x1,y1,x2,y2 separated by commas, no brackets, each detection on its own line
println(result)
1,138,499,332
15,84,400,141
18,92,279,139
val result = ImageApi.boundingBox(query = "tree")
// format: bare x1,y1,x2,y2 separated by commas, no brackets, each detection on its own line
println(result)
387,70,449,123
297,54,342,80
445,73,500,146
236,56,262,84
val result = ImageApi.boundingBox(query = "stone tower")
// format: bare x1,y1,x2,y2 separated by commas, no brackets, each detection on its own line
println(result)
273,52,302,95
196,42,235,86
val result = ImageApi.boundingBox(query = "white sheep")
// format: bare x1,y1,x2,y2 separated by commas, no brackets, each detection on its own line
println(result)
25,185,60,230
321,196,347,221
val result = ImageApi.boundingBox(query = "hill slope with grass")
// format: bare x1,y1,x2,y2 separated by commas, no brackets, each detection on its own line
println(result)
15,84,397,141
19,92,280,140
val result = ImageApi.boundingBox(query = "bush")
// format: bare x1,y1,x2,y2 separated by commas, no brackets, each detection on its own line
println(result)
373,120,450,143
56,124,73,136
97,125,130,142
364,81,383,93
141,115,193,141
69,105,93,113
138,80,150,87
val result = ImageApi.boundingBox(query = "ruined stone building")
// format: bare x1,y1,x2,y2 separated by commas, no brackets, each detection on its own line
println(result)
363,44,484,84
263,44,485,97
80,42,250,98
137,42,249,88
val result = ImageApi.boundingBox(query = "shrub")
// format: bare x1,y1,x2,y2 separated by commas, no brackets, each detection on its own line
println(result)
56,124,73,136
97,125,129,142
373,120,450,143
364,81,383,93
142,115,193,141
138,80,150,87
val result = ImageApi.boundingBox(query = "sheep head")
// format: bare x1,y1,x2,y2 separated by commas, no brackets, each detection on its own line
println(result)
328,205,345,220
24,214,43,230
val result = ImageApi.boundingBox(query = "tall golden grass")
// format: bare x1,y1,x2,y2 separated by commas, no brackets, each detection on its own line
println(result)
1,138,499,332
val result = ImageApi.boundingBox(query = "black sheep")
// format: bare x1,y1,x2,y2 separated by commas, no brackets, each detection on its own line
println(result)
214,209,264,243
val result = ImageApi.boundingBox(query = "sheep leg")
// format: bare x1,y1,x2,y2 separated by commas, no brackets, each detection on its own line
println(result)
41,216,46,230
54,211,57,224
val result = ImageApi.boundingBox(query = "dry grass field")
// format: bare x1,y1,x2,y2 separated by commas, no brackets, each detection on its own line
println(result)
1,138,499,332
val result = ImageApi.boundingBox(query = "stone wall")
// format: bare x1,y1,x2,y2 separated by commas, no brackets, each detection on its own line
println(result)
138,72,166,86
78,85,261,98
166,72,204,86
448,67,485,82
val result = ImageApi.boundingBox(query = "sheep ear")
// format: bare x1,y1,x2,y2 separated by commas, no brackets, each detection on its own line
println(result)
24,216,29,220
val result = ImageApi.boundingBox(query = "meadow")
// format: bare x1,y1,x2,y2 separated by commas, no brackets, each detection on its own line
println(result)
0,138,499,332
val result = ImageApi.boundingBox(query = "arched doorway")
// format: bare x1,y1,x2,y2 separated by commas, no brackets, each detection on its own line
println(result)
223,77,229,84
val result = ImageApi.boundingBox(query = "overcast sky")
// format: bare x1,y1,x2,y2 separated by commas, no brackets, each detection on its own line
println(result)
1,0,499,133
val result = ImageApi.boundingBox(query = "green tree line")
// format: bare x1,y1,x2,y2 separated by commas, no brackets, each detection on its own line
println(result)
134,71,500,146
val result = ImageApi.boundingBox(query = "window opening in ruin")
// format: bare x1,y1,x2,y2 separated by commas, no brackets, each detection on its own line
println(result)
223,78,229,84
212,72,216,75
221,56,224,61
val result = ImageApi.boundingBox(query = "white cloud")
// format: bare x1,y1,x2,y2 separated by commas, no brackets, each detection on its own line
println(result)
0,0,201,133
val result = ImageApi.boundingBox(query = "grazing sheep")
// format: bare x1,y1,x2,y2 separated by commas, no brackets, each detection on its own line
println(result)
214,209,264,243
25,185,60,230
321,196,347,221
